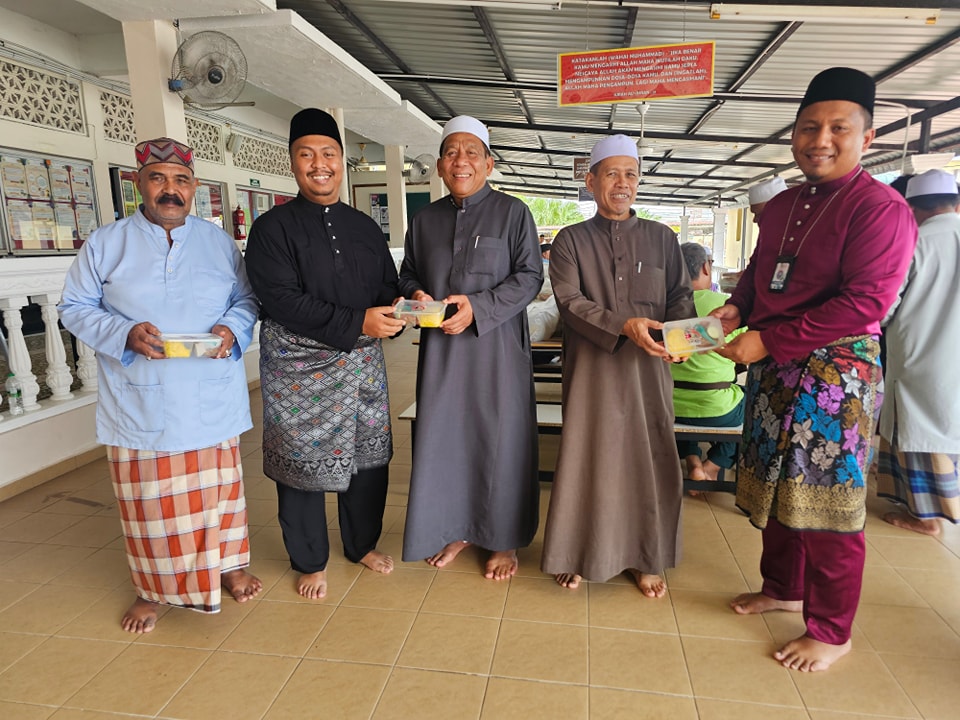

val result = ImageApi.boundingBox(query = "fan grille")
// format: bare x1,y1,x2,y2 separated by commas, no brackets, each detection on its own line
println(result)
170,31,247,107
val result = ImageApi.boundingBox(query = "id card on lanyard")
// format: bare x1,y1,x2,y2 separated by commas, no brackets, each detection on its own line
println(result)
769,255,796,293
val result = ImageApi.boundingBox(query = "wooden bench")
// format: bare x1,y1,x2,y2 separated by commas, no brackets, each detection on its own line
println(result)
397,401,741,494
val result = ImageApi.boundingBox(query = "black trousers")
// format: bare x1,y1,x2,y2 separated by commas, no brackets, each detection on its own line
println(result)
275,465,389,573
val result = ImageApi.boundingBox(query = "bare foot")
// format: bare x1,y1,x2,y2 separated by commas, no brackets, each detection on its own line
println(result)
121,597,158,634
702,459,722,482
297,570,327,600
222,569,263,603
730,592,802,615
485,550,518,580
627,569,667,598
775,634,851,672
426,540,471,568
882,511,941,536
555,573,582,589
359,549,394,574
686,455,706,481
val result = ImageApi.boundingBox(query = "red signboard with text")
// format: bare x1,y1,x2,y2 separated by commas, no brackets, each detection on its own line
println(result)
558,41,715,107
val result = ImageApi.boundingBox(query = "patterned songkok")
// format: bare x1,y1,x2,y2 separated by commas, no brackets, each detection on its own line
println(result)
134,138,195,172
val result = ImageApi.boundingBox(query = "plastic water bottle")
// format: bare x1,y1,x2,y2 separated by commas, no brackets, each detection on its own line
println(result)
5,372,23,416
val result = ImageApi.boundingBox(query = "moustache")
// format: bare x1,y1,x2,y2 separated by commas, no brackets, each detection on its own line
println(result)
157,194,185,206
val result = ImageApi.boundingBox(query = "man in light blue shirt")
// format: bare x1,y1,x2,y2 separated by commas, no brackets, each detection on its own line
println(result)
59,137,261,634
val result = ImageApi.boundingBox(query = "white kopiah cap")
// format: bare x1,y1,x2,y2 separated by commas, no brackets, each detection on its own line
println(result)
441,115,490,149
906,169,959,199
589,134,638,169
748,177,787,205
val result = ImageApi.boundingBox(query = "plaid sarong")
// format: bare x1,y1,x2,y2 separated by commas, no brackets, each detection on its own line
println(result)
877,435,960,523
107,437,250,613
736,335,883,533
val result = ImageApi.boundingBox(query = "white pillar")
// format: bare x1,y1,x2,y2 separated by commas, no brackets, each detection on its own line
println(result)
430,169,447,201
33,293,74,401
385,144,408,247
328,107,351,206
680,211,690,243
75,340,99,393
0,298,40,412
122,19,188,142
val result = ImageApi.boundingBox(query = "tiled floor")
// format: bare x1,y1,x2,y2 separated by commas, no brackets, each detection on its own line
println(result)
1,331,959,719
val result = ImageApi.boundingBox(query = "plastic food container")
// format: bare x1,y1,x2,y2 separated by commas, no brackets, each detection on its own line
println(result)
160,333,222,358
662,316,726,356
393,299,446,328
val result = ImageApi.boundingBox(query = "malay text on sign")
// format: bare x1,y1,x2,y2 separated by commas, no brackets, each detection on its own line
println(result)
558,41,715,107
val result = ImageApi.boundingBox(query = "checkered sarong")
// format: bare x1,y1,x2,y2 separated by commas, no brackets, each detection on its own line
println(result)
877,436,960,524
107,438,250,613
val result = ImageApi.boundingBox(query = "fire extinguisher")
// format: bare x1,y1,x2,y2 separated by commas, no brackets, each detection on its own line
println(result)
232,205,246,241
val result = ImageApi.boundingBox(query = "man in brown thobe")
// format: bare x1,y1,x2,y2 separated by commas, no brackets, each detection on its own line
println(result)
541,134,694,596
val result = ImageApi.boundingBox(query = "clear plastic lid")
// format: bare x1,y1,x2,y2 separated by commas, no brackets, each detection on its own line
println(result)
159,333,222,358
662,316,726,356
393,299,446,328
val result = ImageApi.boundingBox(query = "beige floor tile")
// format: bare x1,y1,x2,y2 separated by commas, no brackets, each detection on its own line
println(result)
0,488,62,515
590,627,691,695
0,636,126,705
859,564,930,608
308,605,416,664
695,698,811,720
760,609,815,647
0,584,109,635
0,632,44,674
261,563,363,605
0,509,30,530
864,539,894,569
587,581,679,634
342,566,434,611
244,496,277,527
671,589,773,642
372,667,486,720
792,650,919,717
161,650,298,720
0,513,84,544
666,550,752,593
855,603,960,658
397,612,499,674
0,544,96,584
491,619,587,684
420,568,508,618
44,516,121,549
432,542,489,576
503,575,587,625
49,709,139,719
38,495,109,517
868,534,960,571
376,531,433,568
135,594,256,650
589,687,698,720
64,643,210,715
220,599,332,656
263,658,390,720
480,677,588,720
0,580,39,613
0,540,32,565
895,566,960,619
513,539,554,580
56,587,162,642
46,548,128,589
681,636,803,706
0,701,54,719
881,653,960,720
248,525,291,562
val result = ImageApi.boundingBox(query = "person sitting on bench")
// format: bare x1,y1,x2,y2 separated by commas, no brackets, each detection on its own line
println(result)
672,243,745,485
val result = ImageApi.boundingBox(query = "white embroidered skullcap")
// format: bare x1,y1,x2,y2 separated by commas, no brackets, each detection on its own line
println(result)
441,116,490,149
906,169,960,199
589,134,638,169
748,177,787,205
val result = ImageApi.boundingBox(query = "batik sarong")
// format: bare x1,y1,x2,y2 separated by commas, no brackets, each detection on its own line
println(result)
259,318,392,492
736,335,882,533
107,437,249,613
877,435,960,523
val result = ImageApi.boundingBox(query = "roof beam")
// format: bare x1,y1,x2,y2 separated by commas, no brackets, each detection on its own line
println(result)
607,7,638,131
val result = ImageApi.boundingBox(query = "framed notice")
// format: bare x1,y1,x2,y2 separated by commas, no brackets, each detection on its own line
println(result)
558,41,715,106
0,147,100,254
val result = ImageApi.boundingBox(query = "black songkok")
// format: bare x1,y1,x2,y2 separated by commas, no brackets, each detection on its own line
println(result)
798,67,876,117
289,108,342,149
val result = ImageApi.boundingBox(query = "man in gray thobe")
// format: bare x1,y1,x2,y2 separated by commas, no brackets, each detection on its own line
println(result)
541,135,694,596
398,115,543,580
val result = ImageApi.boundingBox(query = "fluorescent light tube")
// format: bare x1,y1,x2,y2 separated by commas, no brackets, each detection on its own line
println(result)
709,3,939,25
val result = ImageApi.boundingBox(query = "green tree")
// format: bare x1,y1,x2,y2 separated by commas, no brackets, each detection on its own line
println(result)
513,195,585,228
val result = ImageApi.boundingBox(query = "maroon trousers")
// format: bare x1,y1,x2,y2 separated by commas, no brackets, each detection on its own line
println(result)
760,517,865,645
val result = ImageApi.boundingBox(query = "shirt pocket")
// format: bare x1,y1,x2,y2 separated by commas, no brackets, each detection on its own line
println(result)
629,266,666,312
467,235,506,276
118,383,164,433
191,267,236,315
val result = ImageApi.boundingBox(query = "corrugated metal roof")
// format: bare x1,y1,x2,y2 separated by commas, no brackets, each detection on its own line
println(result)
280,0,960,205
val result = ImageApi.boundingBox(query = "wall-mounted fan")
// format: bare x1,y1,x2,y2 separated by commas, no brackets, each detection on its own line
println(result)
405,153,436,181
168,31,253,110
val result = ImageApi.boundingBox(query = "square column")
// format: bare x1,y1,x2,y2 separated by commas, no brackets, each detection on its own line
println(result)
122,19,188,143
